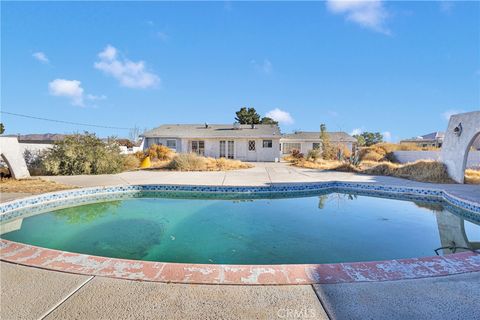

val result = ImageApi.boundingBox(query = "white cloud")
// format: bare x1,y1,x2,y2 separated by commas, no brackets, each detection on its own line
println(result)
157,31,169,42
49,79,84,106
350,128,364,136
442,109,464,121
94,45,160,89
251,59,273,75
265,108,294,125
86,94,107,101
439,1,454,13
326,0,390,34
32,52,49,64
382,131,392,142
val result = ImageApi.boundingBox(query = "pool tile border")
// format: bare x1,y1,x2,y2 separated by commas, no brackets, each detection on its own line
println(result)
1,182,479,285
1,182,479,220
1,240,478,285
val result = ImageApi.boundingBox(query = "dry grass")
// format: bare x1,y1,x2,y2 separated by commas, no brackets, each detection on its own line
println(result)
465,169,480,184
160,153,253,171
291,158,454,184
361,160,453,183
0,178,75,194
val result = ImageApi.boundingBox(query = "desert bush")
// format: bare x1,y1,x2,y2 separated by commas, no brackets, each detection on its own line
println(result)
122,154,140,171
167,153,207,171
465,169,480,184
291,149,304,159
41,133,123,175
166,154,252,171
133,151,146,161
362,160,453,183
306,149,321,162
148,144,173,161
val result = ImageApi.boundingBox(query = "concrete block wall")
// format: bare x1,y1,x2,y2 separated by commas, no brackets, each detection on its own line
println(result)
393,151,480,169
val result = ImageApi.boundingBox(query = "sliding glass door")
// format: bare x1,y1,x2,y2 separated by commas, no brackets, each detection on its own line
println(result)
220,140,234,159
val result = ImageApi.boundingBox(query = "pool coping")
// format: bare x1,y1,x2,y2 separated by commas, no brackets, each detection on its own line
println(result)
1,182,479,285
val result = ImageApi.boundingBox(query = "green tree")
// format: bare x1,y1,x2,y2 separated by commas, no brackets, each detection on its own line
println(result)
235,107,261,125
260,117,278,125
41,132,124,175
0,123,4,134
354,132,383,146
353,134,366,146
320,124,335,160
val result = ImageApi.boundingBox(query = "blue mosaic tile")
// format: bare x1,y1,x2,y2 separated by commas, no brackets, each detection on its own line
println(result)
0,183,478,223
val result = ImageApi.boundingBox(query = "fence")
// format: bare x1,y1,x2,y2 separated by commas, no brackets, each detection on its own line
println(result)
392,151,480,169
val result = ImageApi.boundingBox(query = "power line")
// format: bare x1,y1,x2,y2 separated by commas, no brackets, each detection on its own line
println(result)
0,111,133,130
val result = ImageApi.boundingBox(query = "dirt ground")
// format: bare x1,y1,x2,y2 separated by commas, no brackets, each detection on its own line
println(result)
0,178,75,194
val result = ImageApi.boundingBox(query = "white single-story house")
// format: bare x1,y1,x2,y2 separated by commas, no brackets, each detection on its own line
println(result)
141,123,281,162
280,131,357,155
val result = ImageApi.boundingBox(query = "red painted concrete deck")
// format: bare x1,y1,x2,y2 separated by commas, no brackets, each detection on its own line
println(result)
1,239,479,285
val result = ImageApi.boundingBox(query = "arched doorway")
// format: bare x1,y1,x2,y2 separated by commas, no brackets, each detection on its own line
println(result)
440,111,480,183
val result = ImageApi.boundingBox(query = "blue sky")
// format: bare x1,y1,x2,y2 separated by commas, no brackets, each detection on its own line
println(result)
1,1,479,141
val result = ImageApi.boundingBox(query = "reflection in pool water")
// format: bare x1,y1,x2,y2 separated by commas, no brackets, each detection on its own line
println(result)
1,192,479,264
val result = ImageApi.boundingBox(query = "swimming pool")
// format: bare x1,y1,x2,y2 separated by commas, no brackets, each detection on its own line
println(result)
2,188,479,265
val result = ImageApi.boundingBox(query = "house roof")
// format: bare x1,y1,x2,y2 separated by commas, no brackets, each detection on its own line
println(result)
142,124,281,139
400,131,445,143
420,132,445,140
282,131,356,142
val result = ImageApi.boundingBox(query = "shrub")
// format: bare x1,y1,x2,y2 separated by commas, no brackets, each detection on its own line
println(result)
167,153,207,171
148,144,173,161
41,133,123,175
362,160,453,183
133,151,146,161
306,149,321,162
122,154,140,171
465,169,480,184
291,149,304,159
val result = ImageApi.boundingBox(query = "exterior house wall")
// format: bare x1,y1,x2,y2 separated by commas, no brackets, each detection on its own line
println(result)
145,137,280,161
280,140,354,155
144,138,182,152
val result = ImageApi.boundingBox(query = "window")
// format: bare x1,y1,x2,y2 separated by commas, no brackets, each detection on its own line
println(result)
248,140,256,151
282,143,301,154
166,139,176,150
312,143,320,150
263,140,273,148
191,141,205,156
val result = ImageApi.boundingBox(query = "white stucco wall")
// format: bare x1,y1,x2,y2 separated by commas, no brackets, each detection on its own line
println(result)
440,111,480,183
393,151,480,170
145,137,280,161
0,137,30,179
280,140,354,155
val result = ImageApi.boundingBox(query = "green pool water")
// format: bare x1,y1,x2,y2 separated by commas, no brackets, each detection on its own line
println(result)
1,192,479,264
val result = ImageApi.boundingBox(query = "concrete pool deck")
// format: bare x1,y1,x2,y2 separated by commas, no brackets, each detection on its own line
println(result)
1,162,480,319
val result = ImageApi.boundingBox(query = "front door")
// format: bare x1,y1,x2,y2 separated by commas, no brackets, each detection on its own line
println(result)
247,140,257,161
